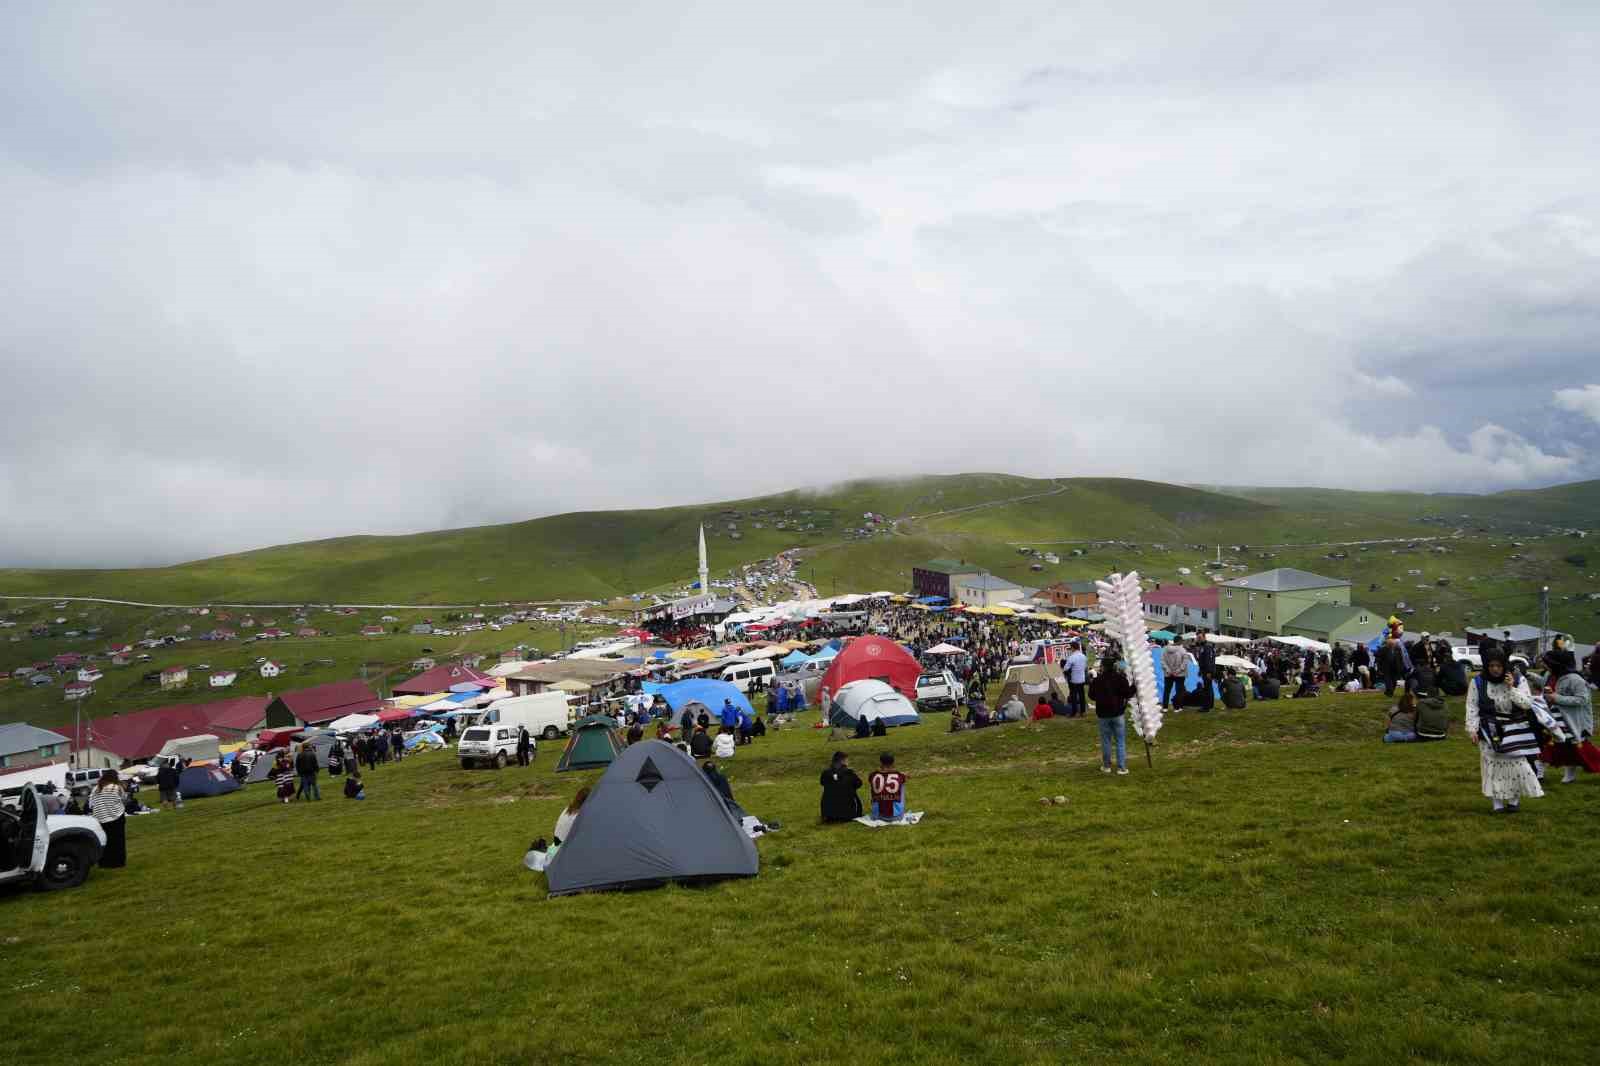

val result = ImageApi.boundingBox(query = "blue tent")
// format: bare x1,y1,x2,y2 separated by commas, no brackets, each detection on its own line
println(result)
916,595,947,604
1149,630,1177,642
641,679,755,718
810,645,839,661
781,650,811,668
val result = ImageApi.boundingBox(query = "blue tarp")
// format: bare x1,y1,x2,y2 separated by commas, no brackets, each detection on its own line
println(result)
781,650,810,667
641,679,755,718
810,645,839,661
1149,648,1220,702
449,681,487,693
915,596,948,604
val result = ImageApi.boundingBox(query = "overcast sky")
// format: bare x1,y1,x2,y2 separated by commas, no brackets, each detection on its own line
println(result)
4,3,1599,567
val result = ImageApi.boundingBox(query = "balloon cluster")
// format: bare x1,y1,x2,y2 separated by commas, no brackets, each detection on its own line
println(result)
1094,571,1164,742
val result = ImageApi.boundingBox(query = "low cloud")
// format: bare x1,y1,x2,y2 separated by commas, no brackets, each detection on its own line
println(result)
1554,384,1600,425
1,4,1598,567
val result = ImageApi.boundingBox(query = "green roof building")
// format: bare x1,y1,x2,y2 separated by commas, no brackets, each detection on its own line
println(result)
1219,568,1352,637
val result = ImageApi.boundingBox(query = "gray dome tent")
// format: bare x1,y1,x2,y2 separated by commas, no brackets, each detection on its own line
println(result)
544,740,759,896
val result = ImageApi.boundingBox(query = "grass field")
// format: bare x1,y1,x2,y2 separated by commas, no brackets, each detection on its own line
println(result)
5,692,1598,1065
0,601,616,734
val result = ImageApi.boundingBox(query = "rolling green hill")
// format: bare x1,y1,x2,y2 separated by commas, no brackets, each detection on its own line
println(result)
2,475,1597,612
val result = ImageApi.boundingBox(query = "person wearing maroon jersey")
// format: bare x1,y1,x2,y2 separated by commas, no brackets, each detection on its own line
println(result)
869,752,907,821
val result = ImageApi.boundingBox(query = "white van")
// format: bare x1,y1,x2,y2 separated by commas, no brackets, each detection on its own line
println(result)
457,692,570,769
719,659,776,693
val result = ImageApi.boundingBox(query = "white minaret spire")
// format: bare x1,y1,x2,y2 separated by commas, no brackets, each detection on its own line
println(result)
698,523,710,593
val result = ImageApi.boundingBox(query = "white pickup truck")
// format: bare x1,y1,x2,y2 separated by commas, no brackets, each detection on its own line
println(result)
0,785,107,892
915,670,966,710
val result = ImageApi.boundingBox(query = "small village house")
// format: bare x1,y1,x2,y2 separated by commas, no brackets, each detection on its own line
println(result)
0,723,71,769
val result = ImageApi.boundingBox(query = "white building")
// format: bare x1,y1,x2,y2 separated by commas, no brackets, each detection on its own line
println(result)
210,670,238,688
260,661,283,679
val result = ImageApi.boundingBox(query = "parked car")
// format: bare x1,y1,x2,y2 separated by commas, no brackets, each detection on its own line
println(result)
915,670,966,710
0,785,106,892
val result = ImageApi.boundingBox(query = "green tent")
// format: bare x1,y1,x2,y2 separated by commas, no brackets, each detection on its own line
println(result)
554,715,626,772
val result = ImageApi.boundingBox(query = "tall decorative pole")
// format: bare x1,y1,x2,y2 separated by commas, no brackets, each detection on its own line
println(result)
1095,571,1164,767
698,524,710,594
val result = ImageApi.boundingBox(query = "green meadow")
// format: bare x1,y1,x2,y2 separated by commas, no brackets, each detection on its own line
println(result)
5,692,1598,1065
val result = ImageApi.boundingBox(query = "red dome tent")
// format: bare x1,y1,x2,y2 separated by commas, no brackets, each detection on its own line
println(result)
818,636,921,700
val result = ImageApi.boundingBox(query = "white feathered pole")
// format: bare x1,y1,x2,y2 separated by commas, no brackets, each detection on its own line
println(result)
1095,571,1164,767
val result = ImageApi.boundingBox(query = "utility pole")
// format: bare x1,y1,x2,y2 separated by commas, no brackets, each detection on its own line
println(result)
1538,585,1550,655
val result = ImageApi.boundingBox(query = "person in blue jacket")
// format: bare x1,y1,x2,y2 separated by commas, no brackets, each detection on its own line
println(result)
737,708,754,745
720,698,741,730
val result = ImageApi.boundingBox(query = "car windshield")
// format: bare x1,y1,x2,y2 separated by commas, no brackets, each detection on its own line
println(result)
462,728,490,741
917,674,943,686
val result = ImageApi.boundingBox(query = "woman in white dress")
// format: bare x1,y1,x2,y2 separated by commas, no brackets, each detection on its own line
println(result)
1465,647,1543,813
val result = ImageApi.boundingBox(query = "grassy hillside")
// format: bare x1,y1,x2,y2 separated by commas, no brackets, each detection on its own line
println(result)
8,694,1598,1064
1,475,1596,618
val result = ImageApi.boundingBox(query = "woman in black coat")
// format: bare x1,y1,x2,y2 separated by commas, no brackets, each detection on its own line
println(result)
819,752,863,823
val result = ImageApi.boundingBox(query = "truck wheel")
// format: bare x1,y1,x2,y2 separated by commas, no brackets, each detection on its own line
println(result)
542,726,559,740
460,760,473,771
494,752,507,769
37,839,94,891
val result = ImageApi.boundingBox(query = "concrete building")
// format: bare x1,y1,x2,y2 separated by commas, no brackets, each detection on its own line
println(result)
911,559,982,601
0,723,70,769
1033,580,1100,613
1218,568,1352,637
953,573,1025,608
1281,603,1383,645
1142,585,1220,634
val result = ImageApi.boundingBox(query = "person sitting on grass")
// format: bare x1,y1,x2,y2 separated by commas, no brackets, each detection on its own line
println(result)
871,716,888,738
1384,689,1419,742
868,752,907,821
1221,670,1248,710
689,724,712,759
553,786,589,846
998,693,1026,722
713,726,737,759
1292,671,1320,699
853,714,872,740
752,715,767,738
1031,696,1055,721
948,709,966,733
701,758,735,810
819,751,863,823
344,767,366,800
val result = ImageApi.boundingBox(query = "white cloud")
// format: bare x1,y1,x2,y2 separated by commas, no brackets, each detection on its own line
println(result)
1,2,1597,565
1554,384,1600,425
1355,373,1415,398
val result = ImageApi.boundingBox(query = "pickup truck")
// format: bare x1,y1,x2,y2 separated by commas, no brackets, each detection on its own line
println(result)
0,785,106,892
915,670,965,710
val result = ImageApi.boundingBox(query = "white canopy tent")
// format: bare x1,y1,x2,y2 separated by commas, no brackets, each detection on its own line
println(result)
1204,633,1251,645
1270,635,1332,653
923,643,965,656
328,713,380,733
1213,655,1257,672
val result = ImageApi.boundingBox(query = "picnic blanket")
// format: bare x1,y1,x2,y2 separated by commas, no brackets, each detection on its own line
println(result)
853,811,924,828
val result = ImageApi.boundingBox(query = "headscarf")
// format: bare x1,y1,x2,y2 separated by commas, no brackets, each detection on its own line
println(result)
1546,648,1578,678
1481,645,1509,676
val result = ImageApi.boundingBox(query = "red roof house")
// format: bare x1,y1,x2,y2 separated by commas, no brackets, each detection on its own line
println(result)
67,695,270,766
262,680,381,728
391,664,493,696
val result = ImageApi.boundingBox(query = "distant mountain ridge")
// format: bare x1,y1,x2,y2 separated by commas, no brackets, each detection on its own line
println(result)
2,475,1596,605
